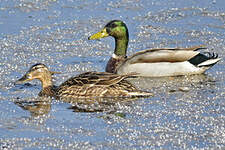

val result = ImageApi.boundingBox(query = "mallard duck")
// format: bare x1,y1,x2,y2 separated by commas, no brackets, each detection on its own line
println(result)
88,20,221,77
16,63,152,99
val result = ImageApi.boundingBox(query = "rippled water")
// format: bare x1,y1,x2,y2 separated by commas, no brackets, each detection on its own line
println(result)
0,0,224,149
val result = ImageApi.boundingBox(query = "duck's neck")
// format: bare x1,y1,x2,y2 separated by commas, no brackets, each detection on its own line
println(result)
39,86,56,97
114,35,128,57
39,75,55,97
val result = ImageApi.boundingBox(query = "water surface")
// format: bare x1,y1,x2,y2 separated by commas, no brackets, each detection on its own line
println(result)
0,0,224,149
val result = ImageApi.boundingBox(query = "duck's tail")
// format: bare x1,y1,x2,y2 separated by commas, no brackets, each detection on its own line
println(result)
127,91,153,98
189,52,221,67
197,58,221,67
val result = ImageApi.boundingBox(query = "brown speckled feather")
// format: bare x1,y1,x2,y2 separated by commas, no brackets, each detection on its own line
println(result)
16,64,152,99
56,72,151,99
39,86,57,97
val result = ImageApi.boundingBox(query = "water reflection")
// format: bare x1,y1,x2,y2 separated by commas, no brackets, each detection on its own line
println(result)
14,97,52,117
14,96,137,116
130,74,217,91
62,97,137,113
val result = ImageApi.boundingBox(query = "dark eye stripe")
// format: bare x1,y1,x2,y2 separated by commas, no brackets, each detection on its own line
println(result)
31,65,46,71
34,66,44,69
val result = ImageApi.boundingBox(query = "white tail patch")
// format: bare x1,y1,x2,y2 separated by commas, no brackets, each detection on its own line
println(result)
128,91,153,97
197,58,221,67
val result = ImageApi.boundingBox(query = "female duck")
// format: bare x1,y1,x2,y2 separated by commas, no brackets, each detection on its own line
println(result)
88,20,221,77
16,63,152,99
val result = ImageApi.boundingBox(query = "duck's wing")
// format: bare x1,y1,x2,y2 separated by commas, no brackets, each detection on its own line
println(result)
56,72,144,98
116,45,221,77
126,45,206,64
77,72,133,86
59,72,132,88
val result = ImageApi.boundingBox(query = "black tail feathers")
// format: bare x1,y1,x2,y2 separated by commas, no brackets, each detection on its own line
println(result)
188,52,219,66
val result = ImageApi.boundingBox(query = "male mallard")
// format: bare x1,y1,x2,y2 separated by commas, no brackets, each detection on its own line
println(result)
16,63,152,99
88,20,221,77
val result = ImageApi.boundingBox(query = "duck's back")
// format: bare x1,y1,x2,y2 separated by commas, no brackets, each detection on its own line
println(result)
56,72,152,99
116,47,220,77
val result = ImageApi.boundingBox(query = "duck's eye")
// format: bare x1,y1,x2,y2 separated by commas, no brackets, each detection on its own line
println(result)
110,23,117,28
31,68,37,72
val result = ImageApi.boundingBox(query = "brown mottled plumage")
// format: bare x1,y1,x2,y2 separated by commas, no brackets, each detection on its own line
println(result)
16,64,152,99
39,86,56,97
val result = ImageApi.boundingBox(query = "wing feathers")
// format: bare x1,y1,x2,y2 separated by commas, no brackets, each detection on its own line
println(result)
127,50,200,64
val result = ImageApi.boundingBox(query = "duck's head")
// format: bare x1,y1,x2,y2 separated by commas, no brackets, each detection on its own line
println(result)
16,63,60,87
88,20,129,40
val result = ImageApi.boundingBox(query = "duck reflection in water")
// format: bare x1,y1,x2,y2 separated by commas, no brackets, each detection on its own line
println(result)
14,96,135,116
14,97,52,117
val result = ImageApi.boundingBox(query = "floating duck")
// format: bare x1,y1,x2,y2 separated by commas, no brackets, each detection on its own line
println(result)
16,63,152,99
88,20,221,77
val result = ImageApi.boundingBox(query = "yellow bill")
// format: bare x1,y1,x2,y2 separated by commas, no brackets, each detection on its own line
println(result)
88,28,109,40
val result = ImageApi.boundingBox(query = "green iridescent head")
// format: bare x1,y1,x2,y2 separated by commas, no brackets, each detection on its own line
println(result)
89,20,129,40
89,20,129,56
